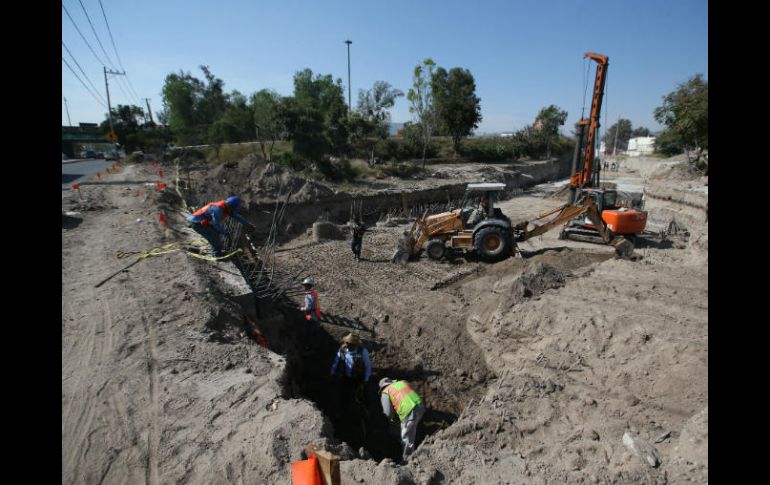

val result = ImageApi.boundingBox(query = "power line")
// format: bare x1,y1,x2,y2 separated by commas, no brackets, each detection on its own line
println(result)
77,0,117,69
97,0,123,70
63,3,107,66
97,0,143,102
115,74,144,107
113,75,136,105
62,57,107,109
62,41,107,105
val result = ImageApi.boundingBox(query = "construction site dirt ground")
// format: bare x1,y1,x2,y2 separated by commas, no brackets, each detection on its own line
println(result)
62,156,707,484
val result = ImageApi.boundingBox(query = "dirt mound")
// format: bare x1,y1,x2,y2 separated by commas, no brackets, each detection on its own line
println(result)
649,162,703,182
511,262,566,300
668,406,708,482
62,185,114,212
193,154,335,205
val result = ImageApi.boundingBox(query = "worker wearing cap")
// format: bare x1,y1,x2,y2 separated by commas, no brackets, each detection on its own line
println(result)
186,195,254,257
379,377,426,462
330,333,372,417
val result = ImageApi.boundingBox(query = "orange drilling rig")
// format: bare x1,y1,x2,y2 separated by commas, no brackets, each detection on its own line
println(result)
510,52,647,256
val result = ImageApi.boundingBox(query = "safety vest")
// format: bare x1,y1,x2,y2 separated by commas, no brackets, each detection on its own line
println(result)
192,200,231,226
384,380,422,421
304,290,321,321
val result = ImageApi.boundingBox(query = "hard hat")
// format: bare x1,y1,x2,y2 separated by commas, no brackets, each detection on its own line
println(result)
226,196,241,210
379,377,393,391
302,277,315,287
342,333,360,346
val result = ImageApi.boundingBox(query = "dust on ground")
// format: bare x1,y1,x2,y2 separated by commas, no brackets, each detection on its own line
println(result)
62,154,707,484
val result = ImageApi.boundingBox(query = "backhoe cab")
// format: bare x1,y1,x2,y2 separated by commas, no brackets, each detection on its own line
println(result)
392,183,514,263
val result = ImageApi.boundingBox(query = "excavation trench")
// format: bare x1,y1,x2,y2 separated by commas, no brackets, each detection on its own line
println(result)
276,306,492,462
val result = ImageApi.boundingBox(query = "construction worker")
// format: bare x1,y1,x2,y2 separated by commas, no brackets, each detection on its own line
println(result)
186,195,254,257
379,377,426,462
330,333,372,415
466,197,489,227
300,277,321,347
351,220,367,261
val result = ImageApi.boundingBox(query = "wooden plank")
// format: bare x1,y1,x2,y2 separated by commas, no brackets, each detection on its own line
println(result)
304,444,341,485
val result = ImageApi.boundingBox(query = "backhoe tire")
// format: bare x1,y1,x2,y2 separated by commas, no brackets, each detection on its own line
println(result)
425,239,446,261
474,226,511,262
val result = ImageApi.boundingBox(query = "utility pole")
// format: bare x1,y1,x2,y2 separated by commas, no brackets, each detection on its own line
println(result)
63,96,72,126
612,114,620,156
144,98,155,124
103,66,126,137
345,39,352,115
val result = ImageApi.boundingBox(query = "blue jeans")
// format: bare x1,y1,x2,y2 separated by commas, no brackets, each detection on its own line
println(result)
191,224,223,256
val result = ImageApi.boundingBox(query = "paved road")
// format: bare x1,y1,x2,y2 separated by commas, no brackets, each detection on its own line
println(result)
62,159,113,190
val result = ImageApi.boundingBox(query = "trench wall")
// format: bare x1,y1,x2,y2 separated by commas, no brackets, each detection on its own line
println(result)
243,155,572,238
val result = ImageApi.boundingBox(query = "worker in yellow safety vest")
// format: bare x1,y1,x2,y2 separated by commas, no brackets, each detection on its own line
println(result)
379,377,426,462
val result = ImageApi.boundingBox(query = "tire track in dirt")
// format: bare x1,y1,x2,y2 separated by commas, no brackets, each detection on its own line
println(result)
62,291,102,480
141,310,161,485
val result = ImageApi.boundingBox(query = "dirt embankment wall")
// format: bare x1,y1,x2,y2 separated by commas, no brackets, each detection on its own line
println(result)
241,155,572,238
643,183,707,234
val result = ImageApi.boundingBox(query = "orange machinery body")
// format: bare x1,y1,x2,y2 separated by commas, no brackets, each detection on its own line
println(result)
581,208,647,235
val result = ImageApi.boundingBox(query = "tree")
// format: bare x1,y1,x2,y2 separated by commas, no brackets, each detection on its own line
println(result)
631,127,651,137
208,90,255,146
653,128,684,156
251,89,284,161
100,104,145,150
354,81,404,163
161,66,230,145
284,68,349,161
197,65,228,125
407,58,438,168
534,105,567,159
654,74,708,164
602,118,633,152
432,67,482,153
156,108,170,126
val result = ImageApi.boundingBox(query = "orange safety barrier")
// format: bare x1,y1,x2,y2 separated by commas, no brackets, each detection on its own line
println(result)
291,455,321,485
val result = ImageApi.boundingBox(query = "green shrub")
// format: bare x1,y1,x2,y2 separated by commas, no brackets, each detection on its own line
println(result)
380,161,423,178
458,137,514,161
274,151,308,171
315,158,361,182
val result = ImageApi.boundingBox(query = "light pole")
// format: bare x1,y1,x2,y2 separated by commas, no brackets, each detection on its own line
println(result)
345,39,352,114
63,96,72,126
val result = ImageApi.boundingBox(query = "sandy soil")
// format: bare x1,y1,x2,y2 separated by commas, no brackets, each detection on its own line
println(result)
62,156,707,484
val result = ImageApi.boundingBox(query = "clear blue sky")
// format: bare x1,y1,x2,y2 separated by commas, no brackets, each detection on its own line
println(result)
62,0,707,135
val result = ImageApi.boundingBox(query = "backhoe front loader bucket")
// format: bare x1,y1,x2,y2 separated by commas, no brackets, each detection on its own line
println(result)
391,232,413,264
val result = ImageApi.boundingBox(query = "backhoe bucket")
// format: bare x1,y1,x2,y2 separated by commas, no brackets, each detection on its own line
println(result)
391,247,410,264
391,233,414,264
612,237,635,259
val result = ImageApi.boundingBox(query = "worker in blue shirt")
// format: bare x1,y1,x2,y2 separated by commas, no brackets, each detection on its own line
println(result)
330,333,372,417
186,195,254,257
